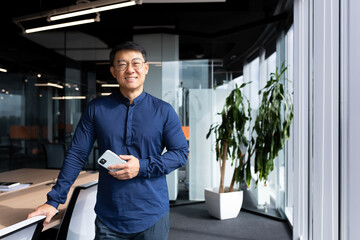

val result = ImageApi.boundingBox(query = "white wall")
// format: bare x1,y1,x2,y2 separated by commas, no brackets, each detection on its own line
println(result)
294,0,340,239
133,34,180,201
134,34,179,100
341,0,360,239
293,1,311,238
312,1,340,239
294,0,360,239
189,89,214,200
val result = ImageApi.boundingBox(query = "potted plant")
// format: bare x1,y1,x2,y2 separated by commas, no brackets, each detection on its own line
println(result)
245,63,293,187
205,63,293,220
205,82,251,220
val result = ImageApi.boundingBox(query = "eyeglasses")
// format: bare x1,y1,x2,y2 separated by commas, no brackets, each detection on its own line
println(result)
113,58,146,71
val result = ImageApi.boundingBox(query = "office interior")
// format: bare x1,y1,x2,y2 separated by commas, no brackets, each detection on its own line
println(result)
0,0,359,239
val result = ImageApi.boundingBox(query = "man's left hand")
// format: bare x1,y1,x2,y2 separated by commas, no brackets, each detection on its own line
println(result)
108,155,140,180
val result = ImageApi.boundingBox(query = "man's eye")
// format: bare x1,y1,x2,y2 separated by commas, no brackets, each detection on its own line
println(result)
118,64,127,68
133,62,141,66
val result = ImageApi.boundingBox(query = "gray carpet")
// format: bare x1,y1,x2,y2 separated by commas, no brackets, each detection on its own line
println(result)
169,203,292,240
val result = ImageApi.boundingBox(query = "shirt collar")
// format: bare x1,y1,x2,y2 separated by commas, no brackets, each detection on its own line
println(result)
113,90,146,106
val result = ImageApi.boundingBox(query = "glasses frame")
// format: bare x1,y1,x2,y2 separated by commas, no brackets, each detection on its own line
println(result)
113,58,147,71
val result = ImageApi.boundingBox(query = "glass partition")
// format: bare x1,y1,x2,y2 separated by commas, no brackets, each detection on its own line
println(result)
0,28,295,225
239,29,294,222
0,31,100,172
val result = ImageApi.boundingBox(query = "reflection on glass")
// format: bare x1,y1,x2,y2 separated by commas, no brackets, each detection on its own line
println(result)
0,36,294,224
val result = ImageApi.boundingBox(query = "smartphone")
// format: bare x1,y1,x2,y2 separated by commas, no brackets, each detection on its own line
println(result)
97,150,126,171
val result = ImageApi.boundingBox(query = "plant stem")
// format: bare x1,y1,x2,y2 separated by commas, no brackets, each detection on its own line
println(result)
217,143,222,178
219,141,228,193
250,147,256,158
229,159,238,192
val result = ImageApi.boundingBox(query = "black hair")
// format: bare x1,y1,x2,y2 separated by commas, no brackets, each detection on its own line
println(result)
109,41,147,66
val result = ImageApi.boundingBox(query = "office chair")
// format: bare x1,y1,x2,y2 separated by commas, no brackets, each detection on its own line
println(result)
42,143,66,169
56,180,98,240
0,134,22,160
0,215,45,240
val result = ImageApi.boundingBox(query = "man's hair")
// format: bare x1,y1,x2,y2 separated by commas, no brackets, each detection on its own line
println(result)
109,41,147,66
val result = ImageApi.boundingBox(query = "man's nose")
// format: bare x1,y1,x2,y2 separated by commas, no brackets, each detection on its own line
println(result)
126,64,135,72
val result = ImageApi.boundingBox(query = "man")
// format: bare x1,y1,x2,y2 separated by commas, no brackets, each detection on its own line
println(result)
28,41,189,240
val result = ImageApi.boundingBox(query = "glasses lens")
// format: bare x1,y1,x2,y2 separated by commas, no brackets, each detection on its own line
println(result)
115,58,144,71
116,63,127,71
131,58,143,70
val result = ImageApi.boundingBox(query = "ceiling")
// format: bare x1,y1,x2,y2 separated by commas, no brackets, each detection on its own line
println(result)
0,0,293,79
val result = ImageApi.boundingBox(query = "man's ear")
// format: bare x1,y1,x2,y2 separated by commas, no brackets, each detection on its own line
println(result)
110,66,116,78
144,62,149,75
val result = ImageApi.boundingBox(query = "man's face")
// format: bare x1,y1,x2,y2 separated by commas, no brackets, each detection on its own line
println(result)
110,49,149,95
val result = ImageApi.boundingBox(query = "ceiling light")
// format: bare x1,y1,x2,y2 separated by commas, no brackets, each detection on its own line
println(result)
101,84,119,87
101,93,112,96
34,83,64,89
147,61,162,67
14,0,140,33
25,18,97,34
148,61,162,65
96,79,108,84
50,1,136,21
142,0,224,2
0,68,7,73
52,96,86,100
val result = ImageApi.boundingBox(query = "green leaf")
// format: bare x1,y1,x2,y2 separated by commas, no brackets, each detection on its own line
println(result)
206,61,293,189
252,61,293,182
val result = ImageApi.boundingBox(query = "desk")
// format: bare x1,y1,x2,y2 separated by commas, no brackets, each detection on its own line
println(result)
0,168,59,189
0,168,99,231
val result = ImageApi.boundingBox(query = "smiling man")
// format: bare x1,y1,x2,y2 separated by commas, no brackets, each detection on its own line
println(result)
28,41,189,240
110,45,148,104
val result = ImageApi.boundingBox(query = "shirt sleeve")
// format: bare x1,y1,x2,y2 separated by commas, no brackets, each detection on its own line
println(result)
138,105,189,178
46,101,96,208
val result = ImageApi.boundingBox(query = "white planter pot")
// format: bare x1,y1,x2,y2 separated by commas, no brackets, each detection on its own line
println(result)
204,187,243,220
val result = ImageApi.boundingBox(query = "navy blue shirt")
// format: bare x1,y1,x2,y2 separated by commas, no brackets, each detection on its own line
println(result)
46,90,188,233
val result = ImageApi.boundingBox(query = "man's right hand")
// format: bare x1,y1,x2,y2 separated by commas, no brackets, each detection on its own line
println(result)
27,204,58,226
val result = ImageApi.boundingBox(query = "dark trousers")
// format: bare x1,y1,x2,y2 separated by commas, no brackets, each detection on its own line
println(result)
94,211,169,240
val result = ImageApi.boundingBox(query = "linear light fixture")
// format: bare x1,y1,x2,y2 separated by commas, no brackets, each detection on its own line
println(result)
101,84,119,87
141,0,224,2
0,68,7,73
52,96,86,100
14,0,139,33
25,18,97,34
50,1,136,21
148,61,162,67
101,92,112,96
34,83,64,89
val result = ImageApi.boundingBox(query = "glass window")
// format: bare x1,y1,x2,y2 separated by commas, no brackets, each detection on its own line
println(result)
284,25,294,225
